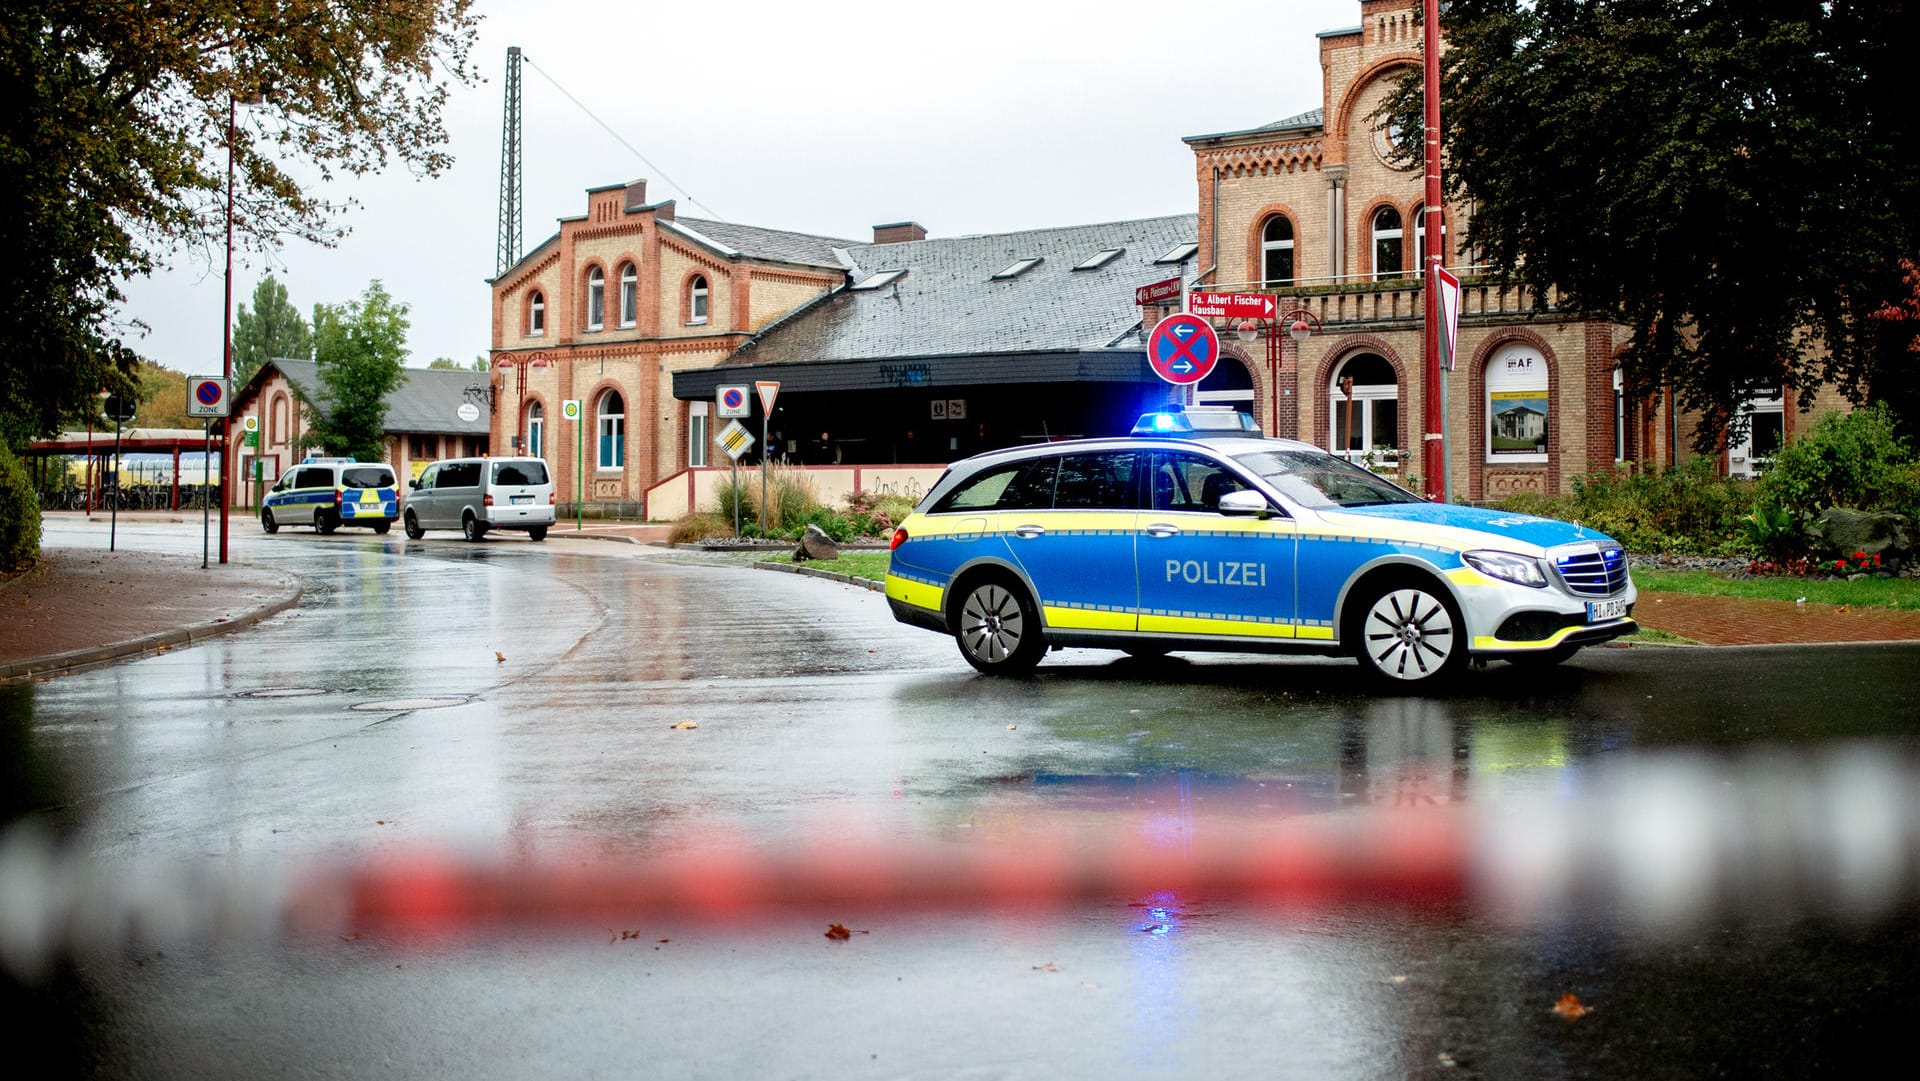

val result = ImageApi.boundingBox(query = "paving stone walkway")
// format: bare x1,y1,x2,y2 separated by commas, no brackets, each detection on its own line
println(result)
1635,589,1920,646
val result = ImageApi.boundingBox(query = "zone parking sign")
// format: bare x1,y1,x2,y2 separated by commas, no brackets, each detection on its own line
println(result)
717,384,751,418
186,375,231,418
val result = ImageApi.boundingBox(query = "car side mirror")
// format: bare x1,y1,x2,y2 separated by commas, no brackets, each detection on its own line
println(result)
409,479,419,489
1217,489,1275,519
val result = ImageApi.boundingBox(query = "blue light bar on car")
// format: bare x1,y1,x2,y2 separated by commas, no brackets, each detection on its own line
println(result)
1130,407,1261,437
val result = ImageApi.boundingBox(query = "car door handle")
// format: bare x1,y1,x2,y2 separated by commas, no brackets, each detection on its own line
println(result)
1011,525,1045,539
1143,523,1181,538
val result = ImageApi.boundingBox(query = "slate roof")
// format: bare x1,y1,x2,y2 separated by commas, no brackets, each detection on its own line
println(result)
271,359,490,436
667,217,858,270
721,214,1199,367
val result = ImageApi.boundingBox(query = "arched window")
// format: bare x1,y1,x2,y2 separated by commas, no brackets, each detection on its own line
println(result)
270,394,288,446
1371,207,1404,280
1413,205,1446,275
586,267,605,331
597,390,625,469
1485,344,1550,463
1261,216,1294,286
528,291,545,336
688,275,709,325
526,401,544,461
1329,354,1400,464
618,262,638,327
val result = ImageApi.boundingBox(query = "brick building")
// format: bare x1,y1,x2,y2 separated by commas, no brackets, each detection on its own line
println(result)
1181,0,1839,498
487,180,852,514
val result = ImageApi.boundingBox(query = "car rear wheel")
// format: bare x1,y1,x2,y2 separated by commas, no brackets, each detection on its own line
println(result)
260,509,278,534
372,520,391,535
316,508,338,535
1352,579,1464,686
403,510,424,539
527,525,547,542
954,577,1045,674
462,513,486,542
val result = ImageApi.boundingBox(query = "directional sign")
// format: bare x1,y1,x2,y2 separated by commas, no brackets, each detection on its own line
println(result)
1186,292,1277,320
561,399,581,421
756,381,780,414
1134,277,1183,305
717,384,751,418
716,419,755,460
1146,313,1220,386
186,376,230,418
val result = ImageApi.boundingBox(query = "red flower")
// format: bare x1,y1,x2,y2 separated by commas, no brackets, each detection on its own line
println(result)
1853,550,1868,561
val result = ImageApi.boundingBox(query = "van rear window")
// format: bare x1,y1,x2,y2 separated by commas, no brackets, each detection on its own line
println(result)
493,461,549,486
342,467,394,489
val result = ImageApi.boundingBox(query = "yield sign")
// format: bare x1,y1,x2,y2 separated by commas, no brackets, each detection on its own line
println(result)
1146,313,1219,386
756,380,780,413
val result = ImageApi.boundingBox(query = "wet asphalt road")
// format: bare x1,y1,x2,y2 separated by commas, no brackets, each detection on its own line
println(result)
5,518,1920,1079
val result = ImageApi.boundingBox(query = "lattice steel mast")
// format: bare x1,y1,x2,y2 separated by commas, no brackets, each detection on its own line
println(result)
495,46,524,277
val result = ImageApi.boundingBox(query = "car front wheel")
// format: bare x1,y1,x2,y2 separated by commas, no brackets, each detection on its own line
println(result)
1352,579,1464,686
954,577,1045,674
403,510,424,539
260,509,278,534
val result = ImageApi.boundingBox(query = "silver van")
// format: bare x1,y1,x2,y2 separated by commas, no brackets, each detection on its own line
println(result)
403,456,556,542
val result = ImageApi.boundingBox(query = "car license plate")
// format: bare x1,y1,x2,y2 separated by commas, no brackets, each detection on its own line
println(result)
511,494,532,505
1587,597,1628,622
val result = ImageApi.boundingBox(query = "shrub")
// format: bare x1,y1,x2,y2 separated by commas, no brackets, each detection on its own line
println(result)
669,512,736,543
1497,457,1755,556
766,465,816,533
1741,503,1806,561
1757,403,1920,518
713,475,756,526
0,444,42,571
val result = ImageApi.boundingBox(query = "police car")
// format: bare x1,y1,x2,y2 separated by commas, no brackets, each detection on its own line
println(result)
261,456,400,535
884,407,1635,685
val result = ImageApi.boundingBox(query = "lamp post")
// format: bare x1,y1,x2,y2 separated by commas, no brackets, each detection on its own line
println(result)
1235,309,1319,440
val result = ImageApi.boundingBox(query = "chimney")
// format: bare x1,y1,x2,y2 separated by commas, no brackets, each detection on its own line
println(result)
873,221,927,244
623,178,648,210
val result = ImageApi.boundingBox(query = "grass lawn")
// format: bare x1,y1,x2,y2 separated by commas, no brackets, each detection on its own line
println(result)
759,550,892,582
1633,567,1920,611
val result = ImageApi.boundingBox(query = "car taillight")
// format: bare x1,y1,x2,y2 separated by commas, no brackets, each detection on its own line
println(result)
484,493,494,506
890,527,908,551
548,493,556,504
334,488,343,505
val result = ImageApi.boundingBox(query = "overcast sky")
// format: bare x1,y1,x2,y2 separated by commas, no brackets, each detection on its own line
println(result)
119,0,1362,373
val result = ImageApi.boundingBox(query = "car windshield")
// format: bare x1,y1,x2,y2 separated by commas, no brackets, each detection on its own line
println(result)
1229,447,1422,509
341,467,393,489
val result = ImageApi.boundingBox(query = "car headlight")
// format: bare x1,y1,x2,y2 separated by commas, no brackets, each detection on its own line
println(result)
1464,550,1548,588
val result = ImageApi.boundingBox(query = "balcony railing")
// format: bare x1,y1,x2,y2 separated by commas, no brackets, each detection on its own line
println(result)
1204,267,1568,330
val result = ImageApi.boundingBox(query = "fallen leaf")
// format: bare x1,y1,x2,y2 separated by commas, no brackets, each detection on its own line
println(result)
825,923,852,941
339,932,360,942
1389,975,1409,984
1551,992,1589,1020
1006,724,1018,731
669,721,699,730
495,651,506,663
1033,962,1061,972
1437,1051,1457,1068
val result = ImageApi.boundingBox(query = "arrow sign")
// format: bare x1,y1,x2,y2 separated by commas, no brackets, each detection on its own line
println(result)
1187,292,1277,320
1146,313,1219,386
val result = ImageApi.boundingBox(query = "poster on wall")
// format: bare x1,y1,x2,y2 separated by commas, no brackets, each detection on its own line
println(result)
1489,391,1548,455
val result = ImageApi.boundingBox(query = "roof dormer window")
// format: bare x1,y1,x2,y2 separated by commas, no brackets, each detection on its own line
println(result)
1154,243,1200,265
850,269,908,291
1073,248,1124,271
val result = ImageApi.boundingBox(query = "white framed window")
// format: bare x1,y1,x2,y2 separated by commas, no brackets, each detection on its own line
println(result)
526,401,544,460
1728,390,1785,478
586,267,605,330
597,390,625,469
689,401,709,468
619,263,637,328
688,275,708,325
528,291,545,337
1329,354,1400,464
1413,205,1446,274
1485,344,1550,463
1261,216,1294,285
1371,206,1404,280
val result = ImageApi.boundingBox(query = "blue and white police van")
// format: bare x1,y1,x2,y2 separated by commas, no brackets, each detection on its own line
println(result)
884,407,1635,686
261,456,400,535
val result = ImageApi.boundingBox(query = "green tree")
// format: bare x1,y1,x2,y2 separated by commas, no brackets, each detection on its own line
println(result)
426,355,487,371
1382,1,1920,446
0,1,479,450
135,361,192,430
233,275,312,385
306,282,409,462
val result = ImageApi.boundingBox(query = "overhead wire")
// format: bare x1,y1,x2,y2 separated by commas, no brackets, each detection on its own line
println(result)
520,55,725,222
